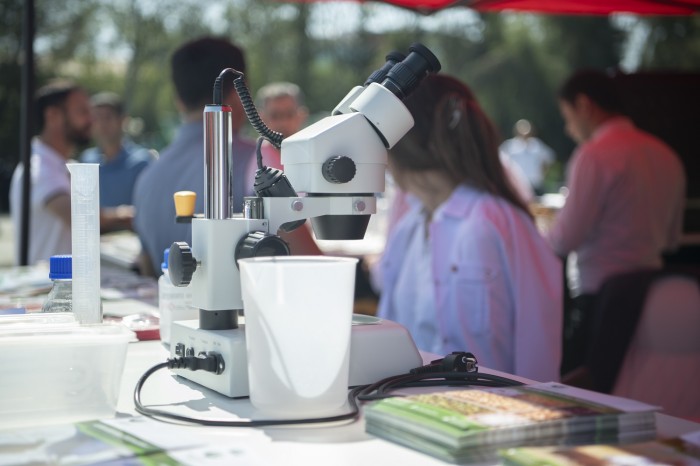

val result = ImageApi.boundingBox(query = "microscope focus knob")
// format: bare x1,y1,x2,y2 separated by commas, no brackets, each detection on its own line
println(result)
168,242,197,286
235,231,290,268
322,156,356,184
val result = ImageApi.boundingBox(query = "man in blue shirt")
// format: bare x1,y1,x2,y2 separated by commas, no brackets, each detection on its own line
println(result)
80,92,155,210
133,37,256,277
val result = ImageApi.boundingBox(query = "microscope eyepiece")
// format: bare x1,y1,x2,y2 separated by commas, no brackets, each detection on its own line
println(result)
382,43,441,99
364,51,406,87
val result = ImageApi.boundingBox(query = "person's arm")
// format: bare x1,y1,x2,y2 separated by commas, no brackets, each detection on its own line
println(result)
546,149,605,256
100,205,134,233
665,172,686,252
137,250,156,278
131,168,157,277
514,238,563,382
278,222,323,255
561,365,594,389
44,192,72,228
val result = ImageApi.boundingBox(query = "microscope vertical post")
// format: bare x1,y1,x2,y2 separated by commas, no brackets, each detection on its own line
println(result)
204,105,234,220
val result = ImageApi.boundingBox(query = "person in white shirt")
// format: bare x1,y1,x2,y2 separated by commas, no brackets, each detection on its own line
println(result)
547,69,686,374
10,81,92,265
376,74,562,382
499,119,555,195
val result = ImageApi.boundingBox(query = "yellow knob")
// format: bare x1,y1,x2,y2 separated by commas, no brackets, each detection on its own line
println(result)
173,191,197,217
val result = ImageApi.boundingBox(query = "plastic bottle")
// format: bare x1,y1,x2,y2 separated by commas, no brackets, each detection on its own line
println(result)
42,255,73,313
158,248,195,348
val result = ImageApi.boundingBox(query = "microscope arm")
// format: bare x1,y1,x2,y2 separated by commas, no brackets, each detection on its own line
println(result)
261,196,376,234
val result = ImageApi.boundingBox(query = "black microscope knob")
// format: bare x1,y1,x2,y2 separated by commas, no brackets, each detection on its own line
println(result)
168,242,197,286
322,156,356,184
235,231,290,268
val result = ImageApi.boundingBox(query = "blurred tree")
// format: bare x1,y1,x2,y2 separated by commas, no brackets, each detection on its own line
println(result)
0,0,23,211
540,15,623,71
306,6,383,114
101,0,211,149
2,0,698,213
223,2,310,88
374,12,625,190
0,0,100,167
0,0,100,211
492,14,624,172
640,15,700,69
0,0,23,161
36,0,101,63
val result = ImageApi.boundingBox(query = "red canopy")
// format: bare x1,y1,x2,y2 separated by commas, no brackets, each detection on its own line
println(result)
358,0,700,15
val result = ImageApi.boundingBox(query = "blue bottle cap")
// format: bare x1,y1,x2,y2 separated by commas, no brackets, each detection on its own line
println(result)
49,255,72,280
161,248,169,270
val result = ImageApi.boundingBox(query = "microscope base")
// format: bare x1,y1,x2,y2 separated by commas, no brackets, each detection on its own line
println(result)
169,315,423,398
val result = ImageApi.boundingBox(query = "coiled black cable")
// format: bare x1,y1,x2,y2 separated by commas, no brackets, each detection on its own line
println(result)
212,68,284,150
232,76,284,149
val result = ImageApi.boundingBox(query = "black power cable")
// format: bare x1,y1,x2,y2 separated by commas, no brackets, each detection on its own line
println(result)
133,352,523,428
133,359,362,427
356,371,524,403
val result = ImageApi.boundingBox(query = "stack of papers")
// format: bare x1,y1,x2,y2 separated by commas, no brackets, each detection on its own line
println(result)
364,382,659,464
0,416,265,466
500,430,700,465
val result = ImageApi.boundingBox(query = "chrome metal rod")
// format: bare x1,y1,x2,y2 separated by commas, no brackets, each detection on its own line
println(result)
203,105,233,219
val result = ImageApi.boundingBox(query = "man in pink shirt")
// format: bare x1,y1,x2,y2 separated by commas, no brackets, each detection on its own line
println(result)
244,82,320,255
547,69,686,374
244,82,308,191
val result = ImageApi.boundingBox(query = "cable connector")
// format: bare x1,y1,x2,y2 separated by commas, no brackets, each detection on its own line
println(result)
212,68,243,105
167,352,225,375
410,351,478,375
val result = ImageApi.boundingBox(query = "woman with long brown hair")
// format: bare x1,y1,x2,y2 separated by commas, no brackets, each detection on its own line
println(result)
376,74,562,381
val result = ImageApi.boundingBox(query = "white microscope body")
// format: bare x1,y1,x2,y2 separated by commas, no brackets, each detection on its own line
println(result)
169,44,440,398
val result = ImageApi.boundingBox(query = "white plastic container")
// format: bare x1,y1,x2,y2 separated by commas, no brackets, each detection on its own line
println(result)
0,312,77,329
0,323,134,430
239,256,358,417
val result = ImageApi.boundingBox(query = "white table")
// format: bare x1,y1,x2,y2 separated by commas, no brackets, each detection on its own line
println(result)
118,341,455,465
117,340,700,466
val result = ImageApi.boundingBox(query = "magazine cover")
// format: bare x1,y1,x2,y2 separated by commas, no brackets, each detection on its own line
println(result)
500,435,700,466
364,382,658,463
0,416,262,465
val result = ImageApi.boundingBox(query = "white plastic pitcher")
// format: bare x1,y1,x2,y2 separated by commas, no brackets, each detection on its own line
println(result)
239,256,358,417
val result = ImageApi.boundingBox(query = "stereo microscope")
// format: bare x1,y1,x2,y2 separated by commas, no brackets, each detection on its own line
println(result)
167,44,441,397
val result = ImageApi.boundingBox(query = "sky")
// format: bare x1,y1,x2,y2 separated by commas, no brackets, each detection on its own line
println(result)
304,2,481,39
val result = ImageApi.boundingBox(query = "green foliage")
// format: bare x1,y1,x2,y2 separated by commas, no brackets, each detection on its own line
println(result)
2,0,699,201
641,16,700,70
